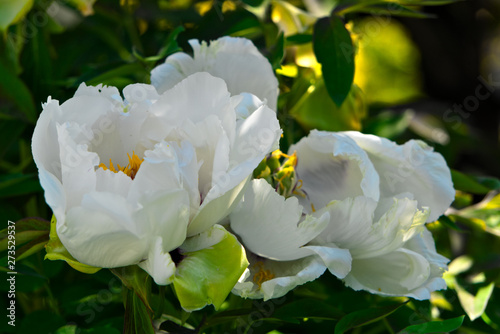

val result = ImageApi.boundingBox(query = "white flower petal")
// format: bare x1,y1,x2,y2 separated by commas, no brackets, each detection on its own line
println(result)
56,122,99,208
151,37,279,111
403,227,449,296
303,245,352,279
312,196,378,249
38,167,66,225
150,72,236,144
351,197,428,259
134,189,191,253
181,224,228,252
139,237,177,286
230,179,329,261
32,98,64,179
343,131,454,222
61,192,147,268
230,104,282,175
187,176,248,237
232,253,326,301
344,248,432,299
291,130,380,213
95,168,132,198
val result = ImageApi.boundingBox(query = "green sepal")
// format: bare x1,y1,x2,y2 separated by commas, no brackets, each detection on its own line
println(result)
173,225,249,311
44,215,101,274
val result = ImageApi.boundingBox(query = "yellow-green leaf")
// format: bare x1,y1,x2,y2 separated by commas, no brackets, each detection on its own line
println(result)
0,0,34,32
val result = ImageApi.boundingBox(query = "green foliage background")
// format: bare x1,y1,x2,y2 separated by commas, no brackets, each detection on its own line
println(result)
1,0,499,333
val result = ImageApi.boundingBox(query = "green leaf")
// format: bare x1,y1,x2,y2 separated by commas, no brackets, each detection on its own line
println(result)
241,0,266,7
0,61,36,123
397,315,465,334
45,215,101,274
455,282,494,321
451,170,493,195
140,26,185,63
269,32,285,70
124,287,155,334
290,78,365,131
313,15,355,107
286,33,313,46
363,110,413,139
111,266,154,334
0,0,34,31
0,217,50,251
111,265,151,310
340,2,433,18
273,299,345,321
437,215,463,232
85,63,147,87
335,302,408,334
173,225,249,311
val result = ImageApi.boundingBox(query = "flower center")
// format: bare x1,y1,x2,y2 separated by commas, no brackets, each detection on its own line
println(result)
254,150,306,198
253,261,275,289
98,152,143,179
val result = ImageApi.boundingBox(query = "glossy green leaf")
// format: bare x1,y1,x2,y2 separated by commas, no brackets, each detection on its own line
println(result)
335,302,408,334
173,225,249,311
45,215,101,274
397,315,465,334
0,0,34,31
313,15,355,107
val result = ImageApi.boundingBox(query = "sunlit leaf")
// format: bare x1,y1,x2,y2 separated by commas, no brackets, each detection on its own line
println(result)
173,225,249,311
290,77,365,131
0,0,33,31
455,281,494,321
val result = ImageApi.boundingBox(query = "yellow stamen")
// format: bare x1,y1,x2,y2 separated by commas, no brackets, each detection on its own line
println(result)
253,261,275,289
98,152,143,179
311,203,316,212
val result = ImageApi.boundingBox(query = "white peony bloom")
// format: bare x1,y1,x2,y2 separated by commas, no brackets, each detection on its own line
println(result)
151,36,279,111
291,130,452,299
33,72,281,285
230,179,351,300
230,130,452,300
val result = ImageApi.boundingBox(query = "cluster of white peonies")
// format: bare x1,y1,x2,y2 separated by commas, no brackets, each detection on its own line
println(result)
32,36,454,309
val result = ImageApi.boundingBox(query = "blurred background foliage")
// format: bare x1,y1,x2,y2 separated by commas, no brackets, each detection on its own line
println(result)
0,0,500,333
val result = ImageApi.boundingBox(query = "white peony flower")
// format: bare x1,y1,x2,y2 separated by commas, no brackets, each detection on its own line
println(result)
230,130,452,300
33,72,281,285
151,36,279,111
230,179,351,300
